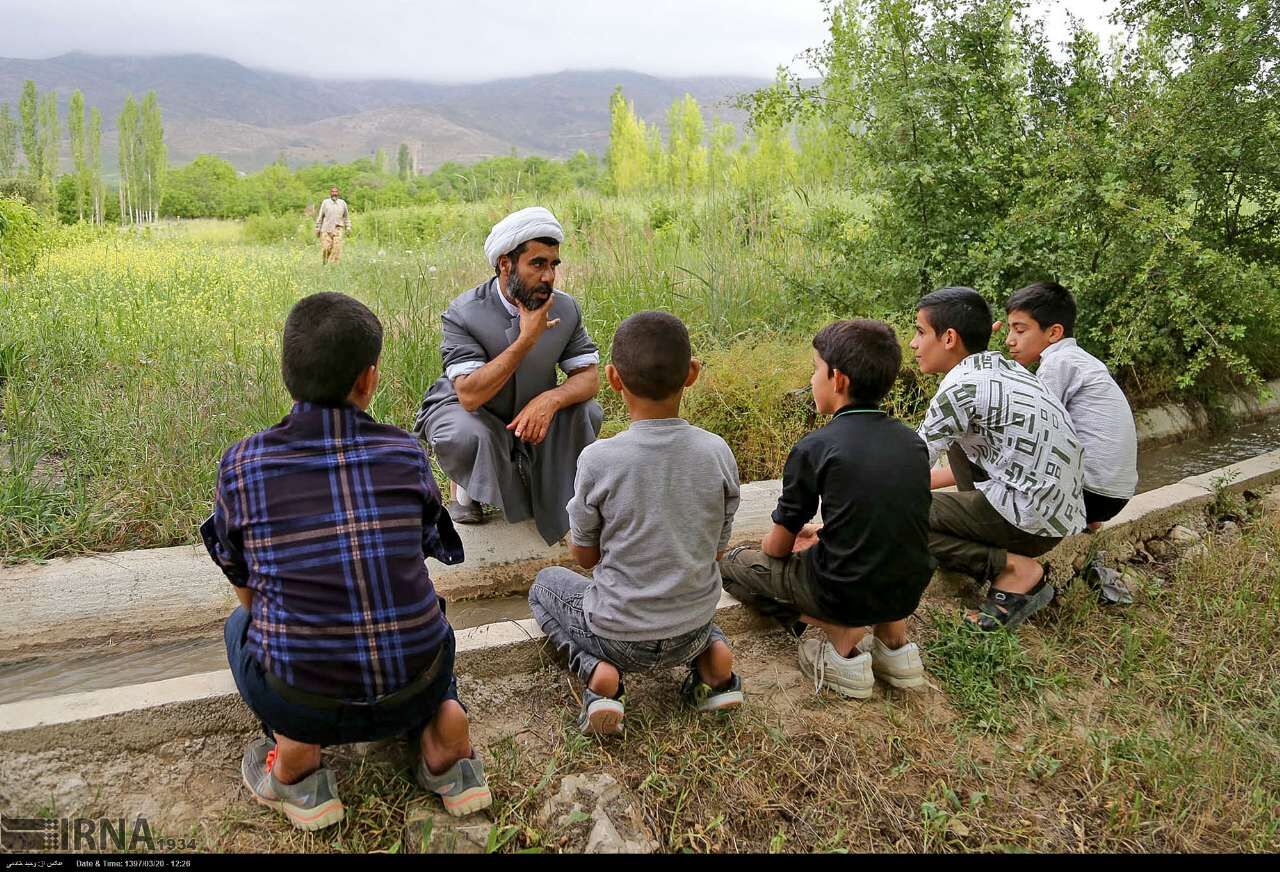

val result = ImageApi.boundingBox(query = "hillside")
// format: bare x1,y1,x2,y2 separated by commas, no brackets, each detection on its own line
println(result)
0,53,762,172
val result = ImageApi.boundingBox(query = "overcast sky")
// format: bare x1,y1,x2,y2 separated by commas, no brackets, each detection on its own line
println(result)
1,0,1120,82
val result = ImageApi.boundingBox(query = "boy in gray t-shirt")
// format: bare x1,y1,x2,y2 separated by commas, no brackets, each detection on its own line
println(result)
528,311,744,736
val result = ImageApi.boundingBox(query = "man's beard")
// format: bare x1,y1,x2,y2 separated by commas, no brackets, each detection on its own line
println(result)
508,269,553,311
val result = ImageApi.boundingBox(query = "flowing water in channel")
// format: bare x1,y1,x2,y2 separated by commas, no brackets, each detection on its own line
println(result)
2,416,1277,705
0,594,533,705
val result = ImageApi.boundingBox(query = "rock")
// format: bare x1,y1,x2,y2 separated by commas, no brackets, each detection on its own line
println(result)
1167,525,1202,545
1145,539,1174,561
405,802,493,854
1109,541,1137,563
535,773,657,854
1185,543,1209,559
1220,521,1241,539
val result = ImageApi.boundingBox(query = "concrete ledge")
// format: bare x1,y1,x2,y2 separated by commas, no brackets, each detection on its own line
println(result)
3,449,1277,746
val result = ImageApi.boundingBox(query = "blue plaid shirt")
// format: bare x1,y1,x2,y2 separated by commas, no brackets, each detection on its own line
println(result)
202,402,464,702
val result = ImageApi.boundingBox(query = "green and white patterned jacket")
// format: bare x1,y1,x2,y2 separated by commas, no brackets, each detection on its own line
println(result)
918,352,1087,537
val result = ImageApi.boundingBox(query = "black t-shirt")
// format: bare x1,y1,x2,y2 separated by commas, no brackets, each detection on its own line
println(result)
771,405,935,624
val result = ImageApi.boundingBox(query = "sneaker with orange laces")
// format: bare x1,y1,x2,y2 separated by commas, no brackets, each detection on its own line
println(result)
241,737,345,831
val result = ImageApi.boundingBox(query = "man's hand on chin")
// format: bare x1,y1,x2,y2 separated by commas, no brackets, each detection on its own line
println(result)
508,391,562,445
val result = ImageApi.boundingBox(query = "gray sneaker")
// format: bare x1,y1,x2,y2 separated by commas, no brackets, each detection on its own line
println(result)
680,670,745,713
578,686,625,736
446,500,485,525
241,737,344,831
415,754,493,817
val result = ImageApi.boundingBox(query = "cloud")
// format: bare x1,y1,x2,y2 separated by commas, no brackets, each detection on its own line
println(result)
0,0,831,81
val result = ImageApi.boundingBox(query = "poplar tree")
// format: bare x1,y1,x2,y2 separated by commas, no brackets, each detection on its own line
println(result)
141,91,165,222
397,142,413,180
38,91,59,191
88,107,103,223
374,147,387,175
0,102,16,178
605,87,650,194
68,90,86,221
666,94,708,192
18,80,39,179
706,117,736,191
118,95,139,224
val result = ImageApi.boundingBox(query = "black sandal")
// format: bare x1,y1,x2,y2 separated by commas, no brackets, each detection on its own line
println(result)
965,565,1055,631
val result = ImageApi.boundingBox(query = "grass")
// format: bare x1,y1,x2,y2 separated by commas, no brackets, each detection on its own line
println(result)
1,190,889,560
197,503,1280,853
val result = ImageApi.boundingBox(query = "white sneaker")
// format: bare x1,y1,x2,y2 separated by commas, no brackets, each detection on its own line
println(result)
856,636,927,689
797,639,873,699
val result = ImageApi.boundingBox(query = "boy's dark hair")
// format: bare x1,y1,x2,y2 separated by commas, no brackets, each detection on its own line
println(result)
282,292,383,406
812,319,902,406
1005,280,1077,337
496,236,560,276
610,310,692,401
917,286,993,354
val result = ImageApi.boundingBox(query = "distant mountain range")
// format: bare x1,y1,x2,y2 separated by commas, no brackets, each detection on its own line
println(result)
0,53,765,174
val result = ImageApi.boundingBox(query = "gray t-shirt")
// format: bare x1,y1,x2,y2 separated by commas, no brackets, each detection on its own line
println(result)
568,418,741,641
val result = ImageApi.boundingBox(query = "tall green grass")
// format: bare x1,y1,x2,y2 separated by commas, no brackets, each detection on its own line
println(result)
1,190,872,559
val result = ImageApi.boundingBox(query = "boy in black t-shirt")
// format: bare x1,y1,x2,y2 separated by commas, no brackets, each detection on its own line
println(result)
719,319,935,699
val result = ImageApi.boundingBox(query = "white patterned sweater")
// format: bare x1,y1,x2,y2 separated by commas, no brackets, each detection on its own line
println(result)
917,352,1087,537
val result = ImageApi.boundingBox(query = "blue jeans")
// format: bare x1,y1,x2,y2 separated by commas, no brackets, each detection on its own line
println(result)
224,606,461,747
528,566,728,685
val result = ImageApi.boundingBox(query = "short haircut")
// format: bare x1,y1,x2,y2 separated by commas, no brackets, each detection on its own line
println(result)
496,236,560,276
281,292,383,406
812,319,902,406
917,286,993,355
610,310,691,401
1005,280,1077,337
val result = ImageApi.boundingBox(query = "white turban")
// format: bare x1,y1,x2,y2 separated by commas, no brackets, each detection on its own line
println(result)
484,206,564,268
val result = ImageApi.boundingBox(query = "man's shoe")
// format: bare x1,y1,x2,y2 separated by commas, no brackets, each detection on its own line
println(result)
578,685,625,736
241,737,345,831
856,636,927,689
415,754,493,817
680,670,745,713
797,638,874,699
446,500,485,525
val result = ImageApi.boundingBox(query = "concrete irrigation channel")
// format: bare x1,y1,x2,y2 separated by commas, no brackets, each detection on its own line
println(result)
0,384,1277,843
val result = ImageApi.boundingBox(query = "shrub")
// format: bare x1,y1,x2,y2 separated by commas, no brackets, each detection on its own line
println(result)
242,213,306,245
0,196,50,276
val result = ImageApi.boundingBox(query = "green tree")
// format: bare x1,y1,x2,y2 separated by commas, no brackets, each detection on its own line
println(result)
140,91,166,222
18,81,39,180
161,154,240,218
87,107,103,223
746,0,1280,395
397,142,414,180
606,87,651,194
117,95,140,224
37,91,59,192
666,94,708,192
0,102,16,178
374,147,388,175
67,90,87,221
706,117,737,191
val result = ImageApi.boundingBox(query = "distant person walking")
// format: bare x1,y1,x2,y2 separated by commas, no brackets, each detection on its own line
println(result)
315,186,351,264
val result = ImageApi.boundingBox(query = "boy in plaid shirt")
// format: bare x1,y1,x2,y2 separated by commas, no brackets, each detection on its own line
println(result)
205,292,490,830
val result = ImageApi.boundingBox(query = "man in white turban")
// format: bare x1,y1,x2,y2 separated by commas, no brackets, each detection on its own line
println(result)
414,207,602,545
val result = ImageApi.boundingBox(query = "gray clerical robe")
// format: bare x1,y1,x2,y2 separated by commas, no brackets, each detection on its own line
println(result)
414,278,602,544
